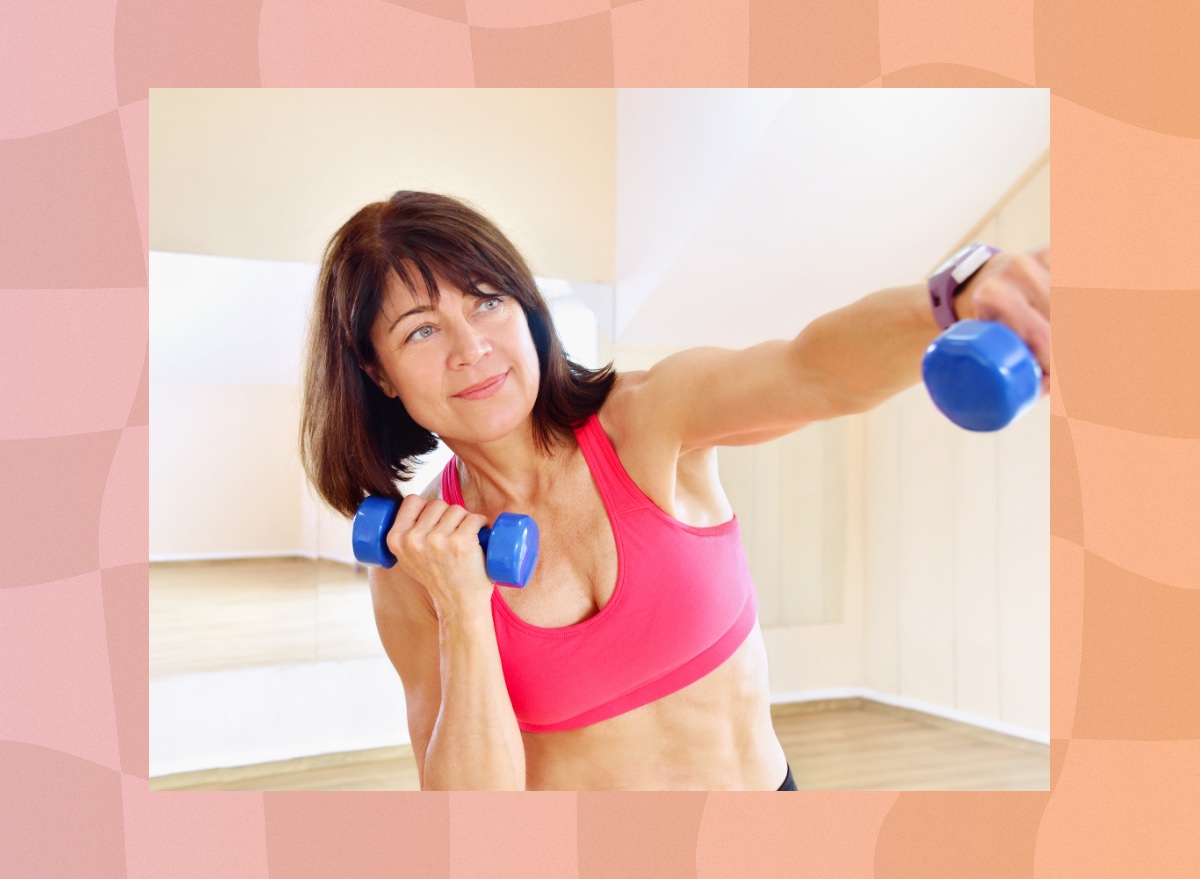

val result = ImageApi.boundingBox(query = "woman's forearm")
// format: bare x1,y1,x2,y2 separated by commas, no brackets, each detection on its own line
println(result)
795,281,951,414
422,608,526,790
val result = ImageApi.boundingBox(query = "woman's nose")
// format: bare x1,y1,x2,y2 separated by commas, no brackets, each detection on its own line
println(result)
448,320,490,367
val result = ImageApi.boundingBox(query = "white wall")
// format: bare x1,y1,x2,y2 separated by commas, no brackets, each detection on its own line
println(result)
150,89,617,284
150,251,317,560
863,169,1051,736
614,89,1050,348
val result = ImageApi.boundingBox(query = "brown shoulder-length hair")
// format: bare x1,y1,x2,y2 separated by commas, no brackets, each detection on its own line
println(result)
300,190,617,519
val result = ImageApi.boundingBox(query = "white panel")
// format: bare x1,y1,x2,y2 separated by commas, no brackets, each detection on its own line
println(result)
751,441,783,626
840,413,868,665
779,425,826,624
896,385,956,707
150,250,316,386
548,296,600,368
762,622,862,694
863,398,901,694
953,428,1001,718
716,444,760,607
151,382,304,559
822,419,849,623
150,657,406,776
563,280,616,341
997,398,1051,733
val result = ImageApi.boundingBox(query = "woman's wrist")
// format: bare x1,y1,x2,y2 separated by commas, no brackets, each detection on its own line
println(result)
437,594,495,630
951,277,982,321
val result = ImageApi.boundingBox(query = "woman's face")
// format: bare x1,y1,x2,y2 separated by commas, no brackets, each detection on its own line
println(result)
366,271,541,443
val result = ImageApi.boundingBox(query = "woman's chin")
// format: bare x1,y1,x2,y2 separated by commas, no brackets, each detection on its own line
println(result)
437,404,533,445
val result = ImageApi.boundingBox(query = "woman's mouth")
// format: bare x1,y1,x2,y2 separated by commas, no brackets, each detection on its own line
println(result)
453,371,508,400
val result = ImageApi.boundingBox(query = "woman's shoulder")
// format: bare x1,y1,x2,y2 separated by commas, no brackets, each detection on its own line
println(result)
596,368,685,470
595,368,652,443
596,369,729,525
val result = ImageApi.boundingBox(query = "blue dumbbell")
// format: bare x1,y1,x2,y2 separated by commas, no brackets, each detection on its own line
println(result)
351,495,539,587
922,319,1042,432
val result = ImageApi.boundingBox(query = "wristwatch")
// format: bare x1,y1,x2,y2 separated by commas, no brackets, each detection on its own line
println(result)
927,243,1001,330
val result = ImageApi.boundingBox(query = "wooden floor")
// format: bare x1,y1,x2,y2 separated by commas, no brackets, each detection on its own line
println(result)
150,557,380,677
152,699,1048,792
151,558,1049,791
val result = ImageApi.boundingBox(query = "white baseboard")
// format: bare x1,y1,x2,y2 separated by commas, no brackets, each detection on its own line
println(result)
770,687,1049,745
150,550,359,565
150,657,407,777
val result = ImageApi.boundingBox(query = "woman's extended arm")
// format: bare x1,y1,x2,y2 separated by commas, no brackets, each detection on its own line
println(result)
636,248,1051,452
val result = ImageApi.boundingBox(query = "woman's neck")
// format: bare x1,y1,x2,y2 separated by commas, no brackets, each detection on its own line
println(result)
450,422,575,513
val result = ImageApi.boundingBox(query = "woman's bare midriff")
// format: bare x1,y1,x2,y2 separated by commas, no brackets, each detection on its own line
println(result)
521,621,788,790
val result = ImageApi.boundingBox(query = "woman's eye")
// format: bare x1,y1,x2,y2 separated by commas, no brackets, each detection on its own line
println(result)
478,296,503,312
406,325,435,343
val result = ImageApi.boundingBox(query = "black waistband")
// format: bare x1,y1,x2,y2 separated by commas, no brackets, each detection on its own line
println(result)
777,762,797,791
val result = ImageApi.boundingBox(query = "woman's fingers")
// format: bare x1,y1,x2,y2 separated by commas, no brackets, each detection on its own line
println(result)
389,494,427,546
405,498,454,545
1032,246,1050,272
973,277,1053,395
390,496,490,565
426,504,471,552
428,503,469,535
1010,251,1050,322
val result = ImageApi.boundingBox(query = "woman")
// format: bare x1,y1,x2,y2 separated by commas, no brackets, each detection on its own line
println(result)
300,190,1051,791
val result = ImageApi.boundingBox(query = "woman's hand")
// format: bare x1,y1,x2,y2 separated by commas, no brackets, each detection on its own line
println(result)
956,246,1052,395
384,495,495,620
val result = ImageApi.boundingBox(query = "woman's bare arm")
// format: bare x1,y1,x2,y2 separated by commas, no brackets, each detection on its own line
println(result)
368,478,525,790
637,249,1050,452
371,563,525,790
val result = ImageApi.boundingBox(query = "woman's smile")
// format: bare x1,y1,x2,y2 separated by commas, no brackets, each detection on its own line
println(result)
453,371,509,400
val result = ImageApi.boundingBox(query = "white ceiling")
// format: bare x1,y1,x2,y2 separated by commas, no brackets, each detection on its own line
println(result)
615,89,1050,348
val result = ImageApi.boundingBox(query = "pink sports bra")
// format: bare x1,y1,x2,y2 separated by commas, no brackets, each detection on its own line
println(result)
440,413,759,733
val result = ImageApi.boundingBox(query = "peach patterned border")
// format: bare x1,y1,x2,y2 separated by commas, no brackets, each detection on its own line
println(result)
1,0,1197,876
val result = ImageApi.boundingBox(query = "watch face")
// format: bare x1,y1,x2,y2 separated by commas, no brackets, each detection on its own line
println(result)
940,244,975,272
950,244,993,284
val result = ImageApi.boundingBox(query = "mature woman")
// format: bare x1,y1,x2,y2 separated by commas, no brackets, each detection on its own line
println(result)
300,190,1051,791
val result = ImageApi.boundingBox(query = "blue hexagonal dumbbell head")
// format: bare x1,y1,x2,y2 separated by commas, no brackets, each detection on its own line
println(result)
352,495,401,568
922,319,1042,432
479,512,539,588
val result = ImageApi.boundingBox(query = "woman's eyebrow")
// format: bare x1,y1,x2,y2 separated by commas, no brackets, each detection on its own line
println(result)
388,304,436,333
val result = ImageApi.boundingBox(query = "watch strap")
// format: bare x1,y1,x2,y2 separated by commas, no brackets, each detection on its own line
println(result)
928,243,1000,330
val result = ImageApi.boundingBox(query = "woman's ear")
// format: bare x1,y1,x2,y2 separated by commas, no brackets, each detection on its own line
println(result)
361,362,398,399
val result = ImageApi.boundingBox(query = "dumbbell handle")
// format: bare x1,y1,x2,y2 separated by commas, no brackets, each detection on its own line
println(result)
352,495,539,587
922,319,1042,432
